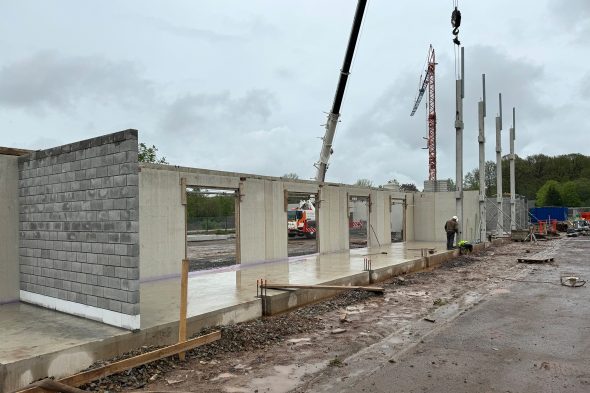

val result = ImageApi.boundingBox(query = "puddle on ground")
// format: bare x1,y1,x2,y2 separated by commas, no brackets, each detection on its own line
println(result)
212,372,237,381
230,362,326,393
491,288,511,294
286,337,311,344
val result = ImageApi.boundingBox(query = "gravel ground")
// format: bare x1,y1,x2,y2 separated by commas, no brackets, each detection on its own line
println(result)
79,240,549,392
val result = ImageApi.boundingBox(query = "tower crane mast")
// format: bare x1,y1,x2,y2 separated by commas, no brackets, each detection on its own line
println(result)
410,45,437,182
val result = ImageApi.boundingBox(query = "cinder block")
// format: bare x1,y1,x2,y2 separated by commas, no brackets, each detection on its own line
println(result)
113,175,126,187
81,283,93,295
108,254,121,266
107,299,122,313
107,164,120,176
102,243,115,254
127,268,139,280
104,287,127,302
71,282,82,293
115,267,128,279
87,274,98,285
120,278,139,291
121,302,139,315
103,266,115,277
87,295,98,307
120,256,139,268
114,244,127,256
127,290,140,303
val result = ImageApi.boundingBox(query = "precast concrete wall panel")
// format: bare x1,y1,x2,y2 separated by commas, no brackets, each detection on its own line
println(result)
412,191,481,243
17,130,140,329
405,193,416,241
264,180,287,261
462,191,480,242
318,186,349,253
413,193,437,241
369,191,391,247
0,155,20,304
239,178,267,264
139,167,184,281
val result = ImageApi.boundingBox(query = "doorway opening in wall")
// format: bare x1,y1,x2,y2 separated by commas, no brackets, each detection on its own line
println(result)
287,191,318,257
186,187,238,271
391,197,405,243
349,195,369,249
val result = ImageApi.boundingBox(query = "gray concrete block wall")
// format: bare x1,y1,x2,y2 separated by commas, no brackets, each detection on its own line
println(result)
17,130,140,316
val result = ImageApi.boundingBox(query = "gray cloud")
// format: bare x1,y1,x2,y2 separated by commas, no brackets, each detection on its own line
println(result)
160,89,277,136
581,73,590,100
549,0,590,40
0,52,154,113
146,17,241,43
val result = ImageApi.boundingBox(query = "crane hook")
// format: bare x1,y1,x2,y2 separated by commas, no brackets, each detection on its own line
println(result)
451,6,461,46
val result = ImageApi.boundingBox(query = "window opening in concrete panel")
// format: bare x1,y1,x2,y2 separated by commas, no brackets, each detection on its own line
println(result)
349,195,369,249
186,187,237,271
391,198,405,242
287,192,318,257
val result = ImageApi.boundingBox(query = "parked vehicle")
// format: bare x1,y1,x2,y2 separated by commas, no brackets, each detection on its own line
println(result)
287,200,317,238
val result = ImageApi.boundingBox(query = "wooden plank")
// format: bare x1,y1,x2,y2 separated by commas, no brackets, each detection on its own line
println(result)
261,283,384,293
15,331,221,393
0,146,32,156
178,259,190,360
30,379,86,393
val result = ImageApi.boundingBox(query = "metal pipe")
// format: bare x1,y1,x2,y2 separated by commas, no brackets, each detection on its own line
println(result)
315,0,368,182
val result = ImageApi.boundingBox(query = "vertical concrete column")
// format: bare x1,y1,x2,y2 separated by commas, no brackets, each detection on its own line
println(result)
0,155,20,304
478,74,487,243
455,47,465,239
495,93,503,235
510,107,516,230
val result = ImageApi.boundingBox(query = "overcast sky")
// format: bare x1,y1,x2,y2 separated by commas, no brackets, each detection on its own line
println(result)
1,0,589,188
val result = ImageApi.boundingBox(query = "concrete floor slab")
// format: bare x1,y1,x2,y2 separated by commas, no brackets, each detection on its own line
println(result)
1,241,445,392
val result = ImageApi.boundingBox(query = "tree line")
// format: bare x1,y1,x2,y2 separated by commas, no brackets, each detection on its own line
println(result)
463,154,590,207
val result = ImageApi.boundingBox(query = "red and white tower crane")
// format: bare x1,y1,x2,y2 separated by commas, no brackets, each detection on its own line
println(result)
410,45,437,182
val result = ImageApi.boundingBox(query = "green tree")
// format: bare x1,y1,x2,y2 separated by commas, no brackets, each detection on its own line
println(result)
536,180,562,206
464,161,496,196
560,181,582,207
138,143,168,164
575,178,590,205
400,183,418,192
355,178,373,188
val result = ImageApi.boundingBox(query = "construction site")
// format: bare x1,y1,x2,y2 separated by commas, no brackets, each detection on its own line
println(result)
1,1,589,393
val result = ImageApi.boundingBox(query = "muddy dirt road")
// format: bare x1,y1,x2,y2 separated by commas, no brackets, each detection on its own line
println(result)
86,239,584,393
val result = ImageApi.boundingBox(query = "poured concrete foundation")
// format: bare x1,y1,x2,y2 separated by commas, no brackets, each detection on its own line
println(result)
0,240,473,392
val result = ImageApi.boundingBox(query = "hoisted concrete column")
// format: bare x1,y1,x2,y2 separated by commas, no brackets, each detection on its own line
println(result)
495,93,503,235
478,74,486,242
455,47,465,238
510,107,516,230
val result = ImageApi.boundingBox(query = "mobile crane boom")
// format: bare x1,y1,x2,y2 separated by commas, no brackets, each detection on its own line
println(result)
315,0,368,183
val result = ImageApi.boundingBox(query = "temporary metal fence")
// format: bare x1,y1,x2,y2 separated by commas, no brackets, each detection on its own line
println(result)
187,216,235,233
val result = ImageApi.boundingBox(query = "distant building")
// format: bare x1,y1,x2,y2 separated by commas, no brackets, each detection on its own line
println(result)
423,179,452,192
